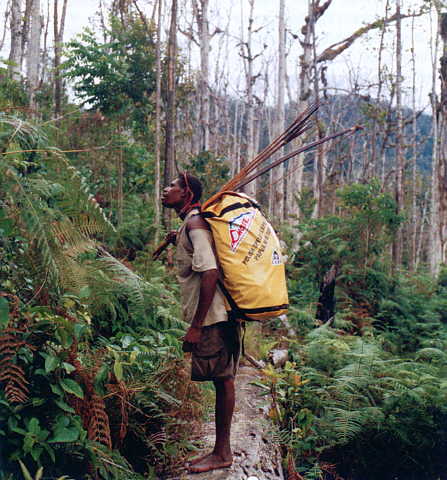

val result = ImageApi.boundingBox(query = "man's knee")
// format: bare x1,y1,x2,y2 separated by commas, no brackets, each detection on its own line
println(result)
213,377,234,391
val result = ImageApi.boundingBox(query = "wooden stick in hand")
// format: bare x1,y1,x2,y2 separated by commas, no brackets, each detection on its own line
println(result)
152,231,177,260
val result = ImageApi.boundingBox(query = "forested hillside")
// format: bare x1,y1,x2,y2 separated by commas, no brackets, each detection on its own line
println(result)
1,0,447,479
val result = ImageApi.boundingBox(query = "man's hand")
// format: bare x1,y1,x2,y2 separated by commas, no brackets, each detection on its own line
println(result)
152,230,177,260
183,325,202,344
182,326,202,353
165,230,177,245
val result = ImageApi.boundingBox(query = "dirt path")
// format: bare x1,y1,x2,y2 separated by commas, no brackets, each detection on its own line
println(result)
168,365,285,480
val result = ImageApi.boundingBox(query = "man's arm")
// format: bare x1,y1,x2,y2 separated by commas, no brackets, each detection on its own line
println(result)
183,268,219,344
183,215,218,344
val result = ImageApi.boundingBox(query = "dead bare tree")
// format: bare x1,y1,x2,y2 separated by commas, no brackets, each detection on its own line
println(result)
192,0,211,151
27,0,42,109
287,0,332,219
53,0,68,119
410,12,418,271
270,0,286,221
288,0,427,220
154,0,163,241
9,0,23,80
163,0,178,228
238,0,264,197
393,0,404,268
430,3,447,274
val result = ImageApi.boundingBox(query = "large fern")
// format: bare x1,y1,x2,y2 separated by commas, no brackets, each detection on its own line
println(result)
0,114,178,333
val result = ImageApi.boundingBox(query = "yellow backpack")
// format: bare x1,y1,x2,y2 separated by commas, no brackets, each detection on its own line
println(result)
201,192,288,321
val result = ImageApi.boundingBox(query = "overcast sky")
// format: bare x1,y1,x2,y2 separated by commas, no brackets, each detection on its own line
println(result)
0,0,437,109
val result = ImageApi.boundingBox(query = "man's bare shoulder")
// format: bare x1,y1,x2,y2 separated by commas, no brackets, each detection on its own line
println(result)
186,213,209,231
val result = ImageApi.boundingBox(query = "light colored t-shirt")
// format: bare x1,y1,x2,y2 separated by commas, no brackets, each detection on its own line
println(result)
175,209,228,327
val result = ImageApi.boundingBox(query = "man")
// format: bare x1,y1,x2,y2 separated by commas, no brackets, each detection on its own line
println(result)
161,172,240,474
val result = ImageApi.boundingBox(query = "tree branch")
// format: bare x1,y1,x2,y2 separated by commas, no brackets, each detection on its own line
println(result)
317,10,427,63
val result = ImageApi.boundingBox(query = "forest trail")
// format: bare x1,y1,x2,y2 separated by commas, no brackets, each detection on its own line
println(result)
169,365,284,480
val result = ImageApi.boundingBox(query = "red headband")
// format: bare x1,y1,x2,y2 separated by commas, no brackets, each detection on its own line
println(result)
179,172,201,216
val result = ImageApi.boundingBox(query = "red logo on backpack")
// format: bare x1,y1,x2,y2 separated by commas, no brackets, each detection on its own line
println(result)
229,211,255,252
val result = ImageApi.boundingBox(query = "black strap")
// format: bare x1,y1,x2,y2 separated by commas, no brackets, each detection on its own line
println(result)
184,212,205,246
201,201,259,219
218,280,252,322
237,304,289,314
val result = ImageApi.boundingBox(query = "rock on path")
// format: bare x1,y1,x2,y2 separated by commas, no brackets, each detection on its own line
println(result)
168,365,285,480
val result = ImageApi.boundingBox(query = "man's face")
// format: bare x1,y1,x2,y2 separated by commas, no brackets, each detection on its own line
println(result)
161,178,187,208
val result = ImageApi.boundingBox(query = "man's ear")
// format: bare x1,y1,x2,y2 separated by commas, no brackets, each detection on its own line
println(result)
180,187,188,200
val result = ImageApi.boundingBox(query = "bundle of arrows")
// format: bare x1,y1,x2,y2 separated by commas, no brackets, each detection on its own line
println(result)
153,102,361,259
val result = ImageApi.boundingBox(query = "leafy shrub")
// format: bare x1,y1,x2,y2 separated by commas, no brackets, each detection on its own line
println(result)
260,327,447,480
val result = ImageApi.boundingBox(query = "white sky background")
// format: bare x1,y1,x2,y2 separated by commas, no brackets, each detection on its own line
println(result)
0,0,439,110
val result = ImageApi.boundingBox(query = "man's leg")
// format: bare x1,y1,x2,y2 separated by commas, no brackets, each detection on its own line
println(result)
189,377,235,473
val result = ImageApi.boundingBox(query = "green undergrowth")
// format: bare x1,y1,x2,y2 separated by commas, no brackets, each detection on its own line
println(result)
257,267,447,480
0,112,204,479
257,183,447,480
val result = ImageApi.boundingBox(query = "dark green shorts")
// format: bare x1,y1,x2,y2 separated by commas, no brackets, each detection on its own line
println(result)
190,321,241,382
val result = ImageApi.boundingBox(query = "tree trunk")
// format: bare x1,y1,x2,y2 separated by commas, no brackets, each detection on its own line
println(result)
27,0,41,109
40,0,50,86
410,13,418,271
242,0,256,198
0,1,11,53
311,1,324,219
154,0,162,242
392,0,404,269
9,0,22,80
193,0,211,152
373,0,390,180
429,4,446,276
163,0,178,228
437,10,447,269
316,264,338,323
53,0,68,119
117,136,124,226
287,0,316,218
271,0,285,222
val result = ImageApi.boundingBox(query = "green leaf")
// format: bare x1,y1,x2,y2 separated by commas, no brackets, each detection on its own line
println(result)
60,378,84,399
27,417,40,434
54,399,76,414
0,297,10,328
113,361,123,381
31,446,43,462
23,435,35,453
62,362,76,373
43,443,56,462
74,322,87,340
18,460,33,480
48,426,80,443
31,398,46,407
35,466,44,480
95,364,109,386
45,355,59,373
50,383,63,396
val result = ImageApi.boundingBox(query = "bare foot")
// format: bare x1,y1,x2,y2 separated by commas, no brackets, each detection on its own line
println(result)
188,453,232,474
187,452,212,466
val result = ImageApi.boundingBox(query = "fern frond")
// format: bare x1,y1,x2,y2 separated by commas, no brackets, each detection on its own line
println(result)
0,113,46,151
325,407,364,444
0,330,30,404
88,393,112,449
10,185,61,287
45,152,115,236
415,348,447,363
96,252,145,305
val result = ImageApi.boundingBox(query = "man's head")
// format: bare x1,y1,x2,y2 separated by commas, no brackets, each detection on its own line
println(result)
161,172,202,214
